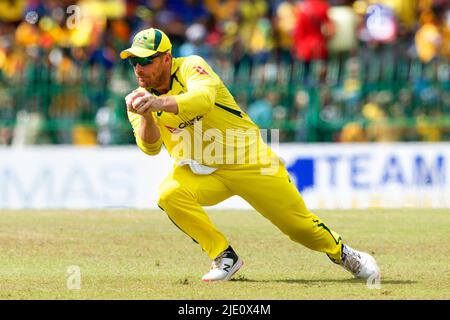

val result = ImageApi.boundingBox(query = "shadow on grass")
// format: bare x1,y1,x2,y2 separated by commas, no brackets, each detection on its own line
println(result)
231,276,417,285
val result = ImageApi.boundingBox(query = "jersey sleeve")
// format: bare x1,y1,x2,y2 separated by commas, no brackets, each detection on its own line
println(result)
127,111,163,156
173,55,219,118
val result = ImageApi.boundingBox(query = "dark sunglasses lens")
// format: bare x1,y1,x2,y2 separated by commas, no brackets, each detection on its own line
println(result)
129,56,152,66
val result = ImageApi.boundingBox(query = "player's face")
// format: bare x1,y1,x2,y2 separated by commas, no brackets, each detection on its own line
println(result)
131,53,168,88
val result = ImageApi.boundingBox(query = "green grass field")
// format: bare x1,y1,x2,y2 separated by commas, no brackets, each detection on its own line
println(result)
0,209,448,300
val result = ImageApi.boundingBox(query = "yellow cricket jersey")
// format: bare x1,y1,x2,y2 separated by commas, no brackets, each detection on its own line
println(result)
127,55,276,168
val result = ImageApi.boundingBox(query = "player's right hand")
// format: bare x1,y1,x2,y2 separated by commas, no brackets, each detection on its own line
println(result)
125,89,145,113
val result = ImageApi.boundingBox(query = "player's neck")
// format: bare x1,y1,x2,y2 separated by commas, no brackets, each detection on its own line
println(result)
153,66,171,94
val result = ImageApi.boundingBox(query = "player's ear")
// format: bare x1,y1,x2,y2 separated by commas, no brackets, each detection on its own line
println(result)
163,52,172,64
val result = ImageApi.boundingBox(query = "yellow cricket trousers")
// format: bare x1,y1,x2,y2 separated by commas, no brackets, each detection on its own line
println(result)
157,162,343,261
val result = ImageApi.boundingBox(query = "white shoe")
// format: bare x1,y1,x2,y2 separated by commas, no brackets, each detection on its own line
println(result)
202,246,243,282
334,245,380,280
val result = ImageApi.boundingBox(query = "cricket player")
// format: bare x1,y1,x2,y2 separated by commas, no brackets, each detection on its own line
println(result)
121,28,380,282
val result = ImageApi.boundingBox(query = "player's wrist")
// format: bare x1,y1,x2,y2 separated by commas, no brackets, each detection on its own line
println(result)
160,96,179,114
140,113,156,123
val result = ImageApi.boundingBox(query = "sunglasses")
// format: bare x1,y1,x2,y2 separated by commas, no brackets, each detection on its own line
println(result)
128,52,164,67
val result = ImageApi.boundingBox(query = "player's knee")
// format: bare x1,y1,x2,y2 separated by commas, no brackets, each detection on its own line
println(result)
158,183,193,208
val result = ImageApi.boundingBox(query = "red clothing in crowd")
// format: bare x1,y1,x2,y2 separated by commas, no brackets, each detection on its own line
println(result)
292,0,333,61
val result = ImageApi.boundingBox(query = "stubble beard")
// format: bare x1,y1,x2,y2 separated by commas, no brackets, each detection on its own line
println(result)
137,70,164,89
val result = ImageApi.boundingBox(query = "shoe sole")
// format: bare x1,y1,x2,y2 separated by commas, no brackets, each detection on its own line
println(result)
202,258,244,282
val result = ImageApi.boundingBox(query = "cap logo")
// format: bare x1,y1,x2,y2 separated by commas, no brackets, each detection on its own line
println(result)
134,34,150,47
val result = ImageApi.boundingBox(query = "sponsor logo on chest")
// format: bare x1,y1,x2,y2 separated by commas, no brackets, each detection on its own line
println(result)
163,115,203,133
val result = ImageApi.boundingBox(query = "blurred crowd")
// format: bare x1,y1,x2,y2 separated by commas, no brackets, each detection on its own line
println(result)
0,0,449,145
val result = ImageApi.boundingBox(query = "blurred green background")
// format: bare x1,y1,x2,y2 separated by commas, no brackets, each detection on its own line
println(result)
0,0,449,145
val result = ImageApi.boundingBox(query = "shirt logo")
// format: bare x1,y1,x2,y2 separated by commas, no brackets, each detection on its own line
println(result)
193,66,208,75
164,125,182,134
178,116,203,129
163,116,203,134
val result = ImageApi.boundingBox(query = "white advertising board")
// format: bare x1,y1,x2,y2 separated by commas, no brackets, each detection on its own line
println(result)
0,143,448,209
